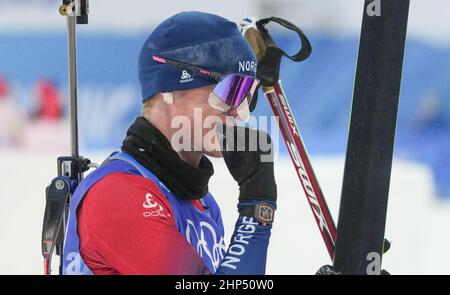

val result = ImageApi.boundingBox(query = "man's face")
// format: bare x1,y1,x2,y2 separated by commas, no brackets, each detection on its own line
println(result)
169,85,244,158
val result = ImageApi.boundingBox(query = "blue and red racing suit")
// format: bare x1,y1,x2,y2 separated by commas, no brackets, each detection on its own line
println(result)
63,152,272,275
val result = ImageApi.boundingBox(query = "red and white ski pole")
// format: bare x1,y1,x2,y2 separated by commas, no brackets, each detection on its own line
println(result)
242,17,337,260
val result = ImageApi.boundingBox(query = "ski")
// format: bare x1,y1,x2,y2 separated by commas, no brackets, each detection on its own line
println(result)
333,0,409,274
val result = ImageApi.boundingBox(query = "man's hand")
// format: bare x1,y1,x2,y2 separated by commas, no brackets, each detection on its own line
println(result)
215,125,277,274
315,265,391,275
220,125,277,203
218,125,277,225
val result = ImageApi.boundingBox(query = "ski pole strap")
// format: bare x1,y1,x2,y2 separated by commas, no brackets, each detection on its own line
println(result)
255,17,312,87
256,17,312,62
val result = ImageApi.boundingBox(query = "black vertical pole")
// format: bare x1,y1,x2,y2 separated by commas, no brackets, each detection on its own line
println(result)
333,0,410,275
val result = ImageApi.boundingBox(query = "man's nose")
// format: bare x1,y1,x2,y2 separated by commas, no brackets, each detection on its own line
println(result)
222,108,238,127
226,108,239,118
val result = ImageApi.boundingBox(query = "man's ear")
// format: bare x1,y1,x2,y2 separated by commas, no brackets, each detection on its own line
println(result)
162,92,174,105
141,96,154,115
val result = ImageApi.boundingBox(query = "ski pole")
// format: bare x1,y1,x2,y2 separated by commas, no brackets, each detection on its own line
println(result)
266,82,337,260
242,18,337,260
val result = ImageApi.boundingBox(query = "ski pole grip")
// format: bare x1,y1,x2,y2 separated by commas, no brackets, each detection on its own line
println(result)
243,27,267,61
243,28,274,91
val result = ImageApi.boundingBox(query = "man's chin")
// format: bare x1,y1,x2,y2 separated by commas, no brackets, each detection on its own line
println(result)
203,149,223,158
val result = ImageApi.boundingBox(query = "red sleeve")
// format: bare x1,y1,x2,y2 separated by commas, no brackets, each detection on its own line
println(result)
77,172,209,275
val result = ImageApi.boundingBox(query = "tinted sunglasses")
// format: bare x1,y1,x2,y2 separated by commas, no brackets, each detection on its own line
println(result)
152,55,259,110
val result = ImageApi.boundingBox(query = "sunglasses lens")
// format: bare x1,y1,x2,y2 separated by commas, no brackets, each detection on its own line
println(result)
213,74,259,109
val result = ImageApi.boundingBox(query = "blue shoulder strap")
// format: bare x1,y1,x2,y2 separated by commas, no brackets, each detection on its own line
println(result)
63,157,143,274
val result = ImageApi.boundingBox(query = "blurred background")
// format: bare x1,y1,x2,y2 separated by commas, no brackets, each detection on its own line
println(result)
0,0,449,274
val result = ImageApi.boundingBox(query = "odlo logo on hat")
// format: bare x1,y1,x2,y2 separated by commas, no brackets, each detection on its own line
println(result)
180,70,193,83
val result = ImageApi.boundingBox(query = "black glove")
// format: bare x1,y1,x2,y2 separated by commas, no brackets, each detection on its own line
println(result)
315,239,392,275
315,265,390,275
315,265,341,275
219,125,277,225
220,125,277,202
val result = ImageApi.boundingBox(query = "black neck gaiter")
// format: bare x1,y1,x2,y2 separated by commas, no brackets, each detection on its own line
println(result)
121,116,214,200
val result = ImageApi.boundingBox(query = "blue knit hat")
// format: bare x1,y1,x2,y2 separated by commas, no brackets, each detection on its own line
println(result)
138,11,257,102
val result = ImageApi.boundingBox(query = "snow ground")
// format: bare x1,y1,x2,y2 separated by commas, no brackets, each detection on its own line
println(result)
1,150,449,274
